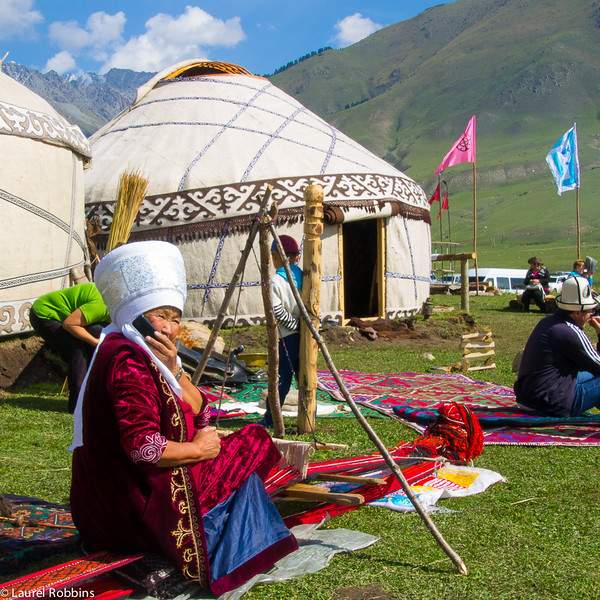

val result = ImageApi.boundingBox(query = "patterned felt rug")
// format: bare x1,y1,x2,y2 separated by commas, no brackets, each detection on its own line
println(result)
317,370,600,446
202,379,381,419
0,495,79,576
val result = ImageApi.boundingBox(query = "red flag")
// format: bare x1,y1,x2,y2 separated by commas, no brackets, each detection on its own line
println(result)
436,193,449,220
435,116,476,176
428,183,440,205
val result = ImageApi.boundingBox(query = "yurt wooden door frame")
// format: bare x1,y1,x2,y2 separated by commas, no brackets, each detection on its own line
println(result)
339,218,385,322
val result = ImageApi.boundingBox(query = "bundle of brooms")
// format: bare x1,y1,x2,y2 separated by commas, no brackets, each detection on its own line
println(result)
106,168,149,252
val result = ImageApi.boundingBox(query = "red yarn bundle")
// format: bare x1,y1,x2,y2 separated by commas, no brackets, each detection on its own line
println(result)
411,402,484,464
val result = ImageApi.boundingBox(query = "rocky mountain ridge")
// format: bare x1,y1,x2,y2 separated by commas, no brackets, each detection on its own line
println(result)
2,61,155,135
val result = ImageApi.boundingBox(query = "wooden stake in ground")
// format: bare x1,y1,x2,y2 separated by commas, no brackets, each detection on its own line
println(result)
191,185,273,386
269,224,469,576
259,210,285,438
106,169,149,252
298,185,323,433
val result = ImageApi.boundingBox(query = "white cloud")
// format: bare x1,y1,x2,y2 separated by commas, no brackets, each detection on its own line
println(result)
48,11,125,55
0,0,43,39
44,50,77,75
100,6,245,73
334,13,383,47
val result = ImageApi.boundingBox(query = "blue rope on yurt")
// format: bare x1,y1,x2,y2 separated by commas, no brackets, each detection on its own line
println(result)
384,272,430,283
402,216,419,302
63,154,77,289
189,280,261,291
241,106,305,182
0,188,86,252
177,84,275,191
202,223,229,303
320,125,337,173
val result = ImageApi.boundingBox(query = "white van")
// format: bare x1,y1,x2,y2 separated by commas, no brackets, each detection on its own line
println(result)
468,268,528,293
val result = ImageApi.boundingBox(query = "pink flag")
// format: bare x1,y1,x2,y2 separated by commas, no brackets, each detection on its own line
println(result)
435,116,476,176
436,193,449,220
428,183,440,205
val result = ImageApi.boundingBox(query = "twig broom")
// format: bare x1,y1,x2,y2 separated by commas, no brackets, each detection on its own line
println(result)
106,168,149,252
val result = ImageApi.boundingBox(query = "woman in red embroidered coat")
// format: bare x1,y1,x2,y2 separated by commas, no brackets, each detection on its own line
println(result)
70,242,297,595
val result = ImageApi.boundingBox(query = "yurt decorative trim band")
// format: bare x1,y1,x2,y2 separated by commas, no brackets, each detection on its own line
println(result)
0,101,91,160
0,263,84,290
86,172,431,240
0,300,31,336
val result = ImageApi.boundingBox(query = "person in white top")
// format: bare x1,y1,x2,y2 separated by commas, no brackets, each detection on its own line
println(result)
261,235,302,428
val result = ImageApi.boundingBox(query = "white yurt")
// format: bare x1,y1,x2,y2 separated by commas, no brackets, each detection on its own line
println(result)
85,60,431,325
0,69,92,336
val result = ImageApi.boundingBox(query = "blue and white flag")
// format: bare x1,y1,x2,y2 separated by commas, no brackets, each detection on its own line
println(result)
545,124,580,196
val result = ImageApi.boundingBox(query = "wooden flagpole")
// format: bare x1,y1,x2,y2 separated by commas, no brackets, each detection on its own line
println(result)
444,182,452,242
473,161,479,295
576,187,581,259
438,175,443,244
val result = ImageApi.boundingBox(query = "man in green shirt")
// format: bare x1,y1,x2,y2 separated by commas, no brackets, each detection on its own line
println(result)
30,283,110,413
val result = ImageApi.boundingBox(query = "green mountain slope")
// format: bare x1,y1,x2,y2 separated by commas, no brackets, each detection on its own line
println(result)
271,0,600,270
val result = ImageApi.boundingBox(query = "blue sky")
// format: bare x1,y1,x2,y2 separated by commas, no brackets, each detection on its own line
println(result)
0,0,452,76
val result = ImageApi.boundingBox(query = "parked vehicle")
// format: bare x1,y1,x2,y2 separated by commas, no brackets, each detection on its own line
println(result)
440,273,461,285
548,273,568,294
468,268,528,293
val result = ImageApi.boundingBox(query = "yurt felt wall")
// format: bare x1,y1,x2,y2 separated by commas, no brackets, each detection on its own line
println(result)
385,217,432,318
177,223,342,327
84,60,431,324
0,71,91,336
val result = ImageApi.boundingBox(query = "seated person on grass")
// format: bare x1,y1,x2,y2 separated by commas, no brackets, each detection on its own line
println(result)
521,256,550,313
515,276,600,417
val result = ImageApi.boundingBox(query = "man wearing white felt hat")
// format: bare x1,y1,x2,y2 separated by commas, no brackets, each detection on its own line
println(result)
515,276,600,417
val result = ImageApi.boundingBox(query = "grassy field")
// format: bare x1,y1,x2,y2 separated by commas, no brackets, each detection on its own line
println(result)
2,294,600,599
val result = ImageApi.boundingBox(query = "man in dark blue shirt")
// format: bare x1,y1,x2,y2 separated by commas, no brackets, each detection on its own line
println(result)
515,276,600,417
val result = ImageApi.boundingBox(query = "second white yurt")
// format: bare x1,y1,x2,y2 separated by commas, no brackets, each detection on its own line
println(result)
85,60,431,325
0,69,92,336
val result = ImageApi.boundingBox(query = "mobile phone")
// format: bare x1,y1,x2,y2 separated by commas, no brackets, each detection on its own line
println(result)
132,314,157,338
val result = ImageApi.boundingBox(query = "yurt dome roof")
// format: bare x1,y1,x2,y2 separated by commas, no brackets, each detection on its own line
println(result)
85,59,429,241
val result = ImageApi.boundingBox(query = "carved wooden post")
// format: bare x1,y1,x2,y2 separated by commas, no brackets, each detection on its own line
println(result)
259,218,285,438
298,185,323,433
460,258,470,313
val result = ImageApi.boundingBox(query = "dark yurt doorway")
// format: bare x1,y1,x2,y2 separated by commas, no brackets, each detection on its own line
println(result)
341,219,383,319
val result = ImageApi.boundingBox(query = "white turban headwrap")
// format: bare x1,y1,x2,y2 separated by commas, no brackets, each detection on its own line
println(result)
71,241,188,450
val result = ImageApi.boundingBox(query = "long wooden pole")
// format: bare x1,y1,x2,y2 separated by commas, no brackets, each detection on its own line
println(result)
445,183,452,242
191,185,272,386
438,175,443,243
259,217,285,438
298,185,323,433
460,258,470,314
268,223,468,576
576,187,581,259
473,162,479,296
